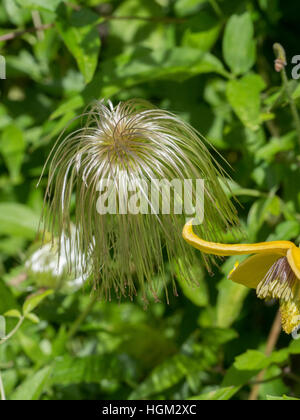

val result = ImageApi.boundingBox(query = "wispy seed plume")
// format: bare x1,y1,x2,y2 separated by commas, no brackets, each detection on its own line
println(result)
40,99,238,301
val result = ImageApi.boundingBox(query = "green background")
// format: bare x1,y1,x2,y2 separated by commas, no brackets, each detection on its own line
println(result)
1,0,300,400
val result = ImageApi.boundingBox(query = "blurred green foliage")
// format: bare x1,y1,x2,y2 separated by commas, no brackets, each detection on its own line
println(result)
1,0,300,401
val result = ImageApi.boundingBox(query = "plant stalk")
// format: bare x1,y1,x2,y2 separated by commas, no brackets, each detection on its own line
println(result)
0,316,25,401
248,310,282,400
281,70,300,146
209,0,222,17
0,317,24,345
67,295,98,341
274,43,300,147
0,372,5,401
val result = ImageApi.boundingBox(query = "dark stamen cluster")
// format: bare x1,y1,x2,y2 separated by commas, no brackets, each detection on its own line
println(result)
257,257,300,301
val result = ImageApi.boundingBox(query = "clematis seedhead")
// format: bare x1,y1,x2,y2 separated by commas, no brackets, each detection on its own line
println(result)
41,99,238,301
26,228,88,292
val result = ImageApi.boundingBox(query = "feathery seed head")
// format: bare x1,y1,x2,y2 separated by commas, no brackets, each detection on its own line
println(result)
26,228,88,291
41,99,237,301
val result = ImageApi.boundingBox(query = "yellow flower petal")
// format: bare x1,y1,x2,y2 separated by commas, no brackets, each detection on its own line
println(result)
229,254,280,289
287,247,300,280
228,261,239,278
182,220,295,257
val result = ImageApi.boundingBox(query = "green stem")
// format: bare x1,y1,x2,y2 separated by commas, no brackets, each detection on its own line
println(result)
249,310,282,400
281,69,300,146
0,317,24,345
209,0,222,17
0,15,186,43
0,372,5,401
0,316,24,401
67,295,98,341
274,43,300,147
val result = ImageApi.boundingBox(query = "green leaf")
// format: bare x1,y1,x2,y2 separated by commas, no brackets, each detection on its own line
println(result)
50,355,123,385
226,73,266,130
22,290,53,316
292,83,300,100
100,47,228,87
129,354,206,399
0,203,40,239
175,0,207,17
0,124,25,181
259,365,289,400
234,350,269,371
234,349,289,372
269,349,289,365
223,12,256,75
217,258,249,328
6,50,44,81
90,46,228,95
15,0,62,12
201,327,238,347
267,395,300,401
189,386,240,400
4,309,22,319
18,331,49,365
267,220,300,242
0,237,26,256
288,337,300,354
247,194,281,239
57,8,101,83
222,366,259,387
24,313,40,324
182,12,221,52
50,95,84,120
0,279,19,314
51,47,228,120
1,370,18,397
174,259,208,307
10,366,52,400
3,0,29,26
256,132,296,163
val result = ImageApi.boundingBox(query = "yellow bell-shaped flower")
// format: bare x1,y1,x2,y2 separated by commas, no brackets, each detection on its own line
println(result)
183,220,300,334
